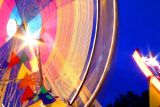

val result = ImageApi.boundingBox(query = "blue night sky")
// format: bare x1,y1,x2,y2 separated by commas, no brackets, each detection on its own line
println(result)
97,0,160,106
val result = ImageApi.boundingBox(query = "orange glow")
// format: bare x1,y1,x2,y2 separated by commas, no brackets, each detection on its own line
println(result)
0,0,3,9
133,50,160,91
149,79,160,107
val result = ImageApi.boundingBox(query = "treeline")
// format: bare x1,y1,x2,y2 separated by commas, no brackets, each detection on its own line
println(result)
106,90,149,107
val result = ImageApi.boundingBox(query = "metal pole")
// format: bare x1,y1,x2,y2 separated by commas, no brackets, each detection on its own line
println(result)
37,45,43,86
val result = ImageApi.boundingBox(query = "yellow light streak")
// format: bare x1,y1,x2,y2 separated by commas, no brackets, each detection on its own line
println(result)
133,50,152,77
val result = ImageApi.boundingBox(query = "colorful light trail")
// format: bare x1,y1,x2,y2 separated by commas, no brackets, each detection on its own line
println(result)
0,0,117,106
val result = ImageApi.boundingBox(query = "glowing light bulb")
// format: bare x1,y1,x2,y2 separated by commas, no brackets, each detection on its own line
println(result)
7,19,17,39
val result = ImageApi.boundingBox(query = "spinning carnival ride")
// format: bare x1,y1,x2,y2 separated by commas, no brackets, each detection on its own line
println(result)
0,0,117,107
133,50,160,107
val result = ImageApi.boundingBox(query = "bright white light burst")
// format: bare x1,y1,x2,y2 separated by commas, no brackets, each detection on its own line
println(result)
142,53,160,70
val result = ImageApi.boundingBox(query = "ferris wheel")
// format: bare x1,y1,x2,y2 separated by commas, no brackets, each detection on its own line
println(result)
0,0,117,107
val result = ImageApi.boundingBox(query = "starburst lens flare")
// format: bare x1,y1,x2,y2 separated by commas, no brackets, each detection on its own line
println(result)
24,36,37,47
133,50,160,91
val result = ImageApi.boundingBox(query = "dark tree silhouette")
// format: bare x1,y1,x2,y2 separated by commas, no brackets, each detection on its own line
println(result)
106,90,149,107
